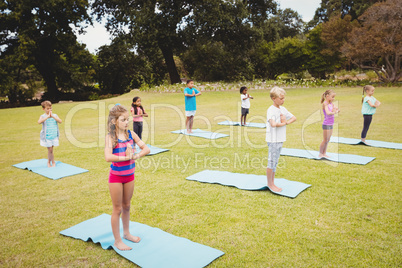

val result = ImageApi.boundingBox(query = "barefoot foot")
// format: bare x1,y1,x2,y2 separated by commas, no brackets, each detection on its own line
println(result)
268,184,282,193
114,240,132,251
123,234,141,243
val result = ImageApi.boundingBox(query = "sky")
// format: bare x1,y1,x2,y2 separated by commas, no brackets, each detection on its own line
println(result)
77,0,321,54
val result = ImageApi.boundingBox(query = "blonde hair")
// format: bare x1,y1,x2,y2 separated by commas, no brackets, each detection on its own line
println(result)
270,86,286,99
321,89,334,104
362,85,374,104
41,100,52,108
107,104,129,148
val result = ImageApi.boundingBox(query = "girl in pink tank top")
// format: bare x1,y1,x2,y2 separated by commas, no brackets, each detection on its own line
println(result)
104,104,150,251
319,90,340,158
131,97,148,140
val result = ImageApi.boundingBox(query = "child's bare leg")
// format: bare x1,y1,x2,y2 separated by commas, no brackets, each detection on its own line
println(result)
109,183,132,251
189,116,194,133
240,115,244,125
319,129,331,158
121,181,140,243
186,117,191,133
47,147,54,167
243,114,247,125
266,168,282,192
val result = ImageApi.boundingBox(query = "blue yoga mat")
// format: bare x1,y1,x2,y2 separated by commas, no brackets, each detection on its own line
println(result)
171,129,229,139
13,159,88,180
135,144,169,155
218,120,266,128
60,214,224,268
186,170,311,198
280,148,375,165
330,136,402,150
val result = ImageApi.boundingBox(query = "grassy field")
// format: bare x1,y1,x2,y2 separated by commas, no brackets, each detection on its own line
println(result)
0,85,401,267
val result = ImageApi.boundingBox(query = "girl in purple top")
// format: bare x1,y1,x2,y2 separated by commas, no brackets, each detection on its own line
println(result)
319,90,340,158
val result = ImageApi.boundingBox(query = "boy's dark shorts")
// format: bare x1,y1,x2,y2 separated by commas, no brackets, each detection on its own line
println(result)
241,108,249,116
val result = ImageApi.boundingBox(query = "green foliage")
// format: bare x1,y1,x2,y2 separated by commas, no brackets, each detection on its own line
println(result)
262,8,304,42
96,37,154,94
1,0,95,101
182,41,254,82
252,37,307,80
308,0,381,28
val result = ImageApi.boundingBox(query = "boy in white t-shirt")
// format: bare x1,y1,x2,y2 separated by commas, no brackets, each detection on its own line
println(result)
266,87,296,192
240,86,253,126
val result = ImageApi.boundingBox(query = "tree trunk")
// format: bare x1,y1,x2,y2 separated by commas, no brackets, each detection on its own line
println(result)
158,43,182,84
33,46,61,101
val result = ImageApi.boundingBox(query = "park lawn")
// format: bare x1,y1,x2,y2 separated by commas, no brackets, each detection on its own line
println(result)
0,85,401,267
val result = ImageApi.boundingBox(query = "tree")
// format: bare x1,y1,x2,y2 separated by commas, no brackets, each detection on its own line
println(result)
262,8,304,42
96,36,154,94
251,37,307,80
341,0,402,82
304,25,334,79
308,0,381,28
92,0,197,84
303,14,358,79
181,0,276,81
1,0,94,101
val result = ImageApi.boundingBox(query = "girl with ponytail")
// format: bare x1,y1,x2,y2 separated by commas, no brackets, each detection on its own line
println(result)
105,104,150,251
361,85,381,143
319,90,340,158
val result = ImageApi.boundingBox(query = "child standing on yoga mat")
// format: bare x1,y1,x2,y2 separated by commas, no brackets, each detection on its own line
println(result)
266,87,296,192
105,104,150,251
319,89,340,158
38,100,62,167
361,85,380,143
240,86,254,126
131,96,148,140
184,80,201,133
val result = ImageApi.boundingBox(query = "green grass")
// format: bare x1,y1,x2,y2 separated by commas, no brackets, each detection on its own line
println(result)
0,86,401,267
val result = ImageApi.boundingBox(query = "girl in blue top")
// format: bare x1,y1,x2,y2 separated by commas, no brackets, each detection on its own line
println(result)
184,80,201,133
361,85,381,143
38,101,62,167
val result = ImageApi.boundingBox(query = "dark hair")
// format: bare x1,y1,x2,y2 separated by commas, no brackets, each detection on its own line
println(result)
240,86,247,94
132,96,145,115
186,79,193,85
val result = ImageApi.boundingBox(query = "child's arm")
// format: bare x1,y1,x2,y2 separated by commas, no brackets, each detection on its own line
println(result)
130,130,150,159
38,114,50,124
194,89,201,96
104,135,133,162
285,116,297,125
268,118,286,128
324,102,337,115
367,99,380,108
142,111,148,117
52,113,62,123
184,89,195,97
132,109,143,118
